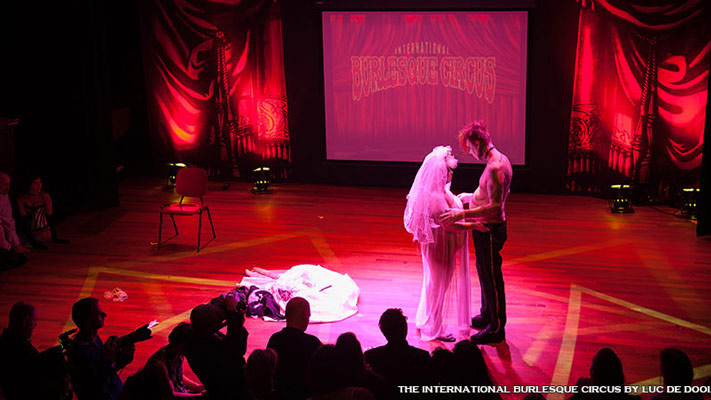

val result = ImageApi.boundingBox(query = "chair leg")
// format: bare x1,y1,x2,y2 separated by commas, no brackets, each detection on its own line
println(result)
170,215,178,235
158,212,163,248
206,207,216,239
197,211,203,252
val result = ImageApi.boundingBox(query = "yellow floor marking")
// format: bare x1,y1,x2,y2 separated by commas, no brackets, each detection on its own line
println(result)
504,239,631,267
60,228,339,344
310,233,342,268
548,285,581,400
578,286,711,335
523,323,555,366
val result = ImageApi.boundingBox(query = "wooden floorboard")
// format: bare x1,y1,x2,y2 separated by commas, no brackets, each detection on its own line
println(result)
1,178,710,398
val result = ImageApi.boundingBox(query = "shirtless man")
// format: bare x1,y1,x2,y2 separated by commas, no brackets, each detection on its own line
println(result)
440,121,512,344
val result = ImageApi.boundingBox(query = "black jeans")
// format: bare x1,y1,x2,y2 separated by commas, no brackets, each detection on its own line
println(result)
472,221,507,333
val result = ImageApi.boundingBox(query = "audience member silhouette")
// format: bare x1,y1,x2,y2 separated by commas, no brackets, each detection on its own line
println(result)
335,332,386,399
568,347,641,400
185,293,249,400
307,344,374,400
650,348,702,400
0,301,40,399
267,297,322,400
121,322,204,399
0,172,30,270
431,347,457,386
363,308,433,398
37,346,73,400
67,297,135,400
245,348,279,400
452,340,502,399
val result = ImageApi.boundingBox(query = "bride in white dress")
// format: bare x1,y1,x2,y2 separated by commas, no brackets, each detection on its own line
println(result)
404,146,481,342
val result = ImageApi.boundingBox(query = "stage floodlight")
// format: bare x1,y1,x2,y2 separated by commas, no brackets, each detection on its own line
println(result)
610,184,634,213
167,163,187,188
252,167,272,194
681,188,699,220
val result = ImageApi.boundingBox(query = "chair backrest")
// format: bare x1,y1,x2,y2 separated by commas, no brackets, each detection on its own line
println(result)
175,167,208,198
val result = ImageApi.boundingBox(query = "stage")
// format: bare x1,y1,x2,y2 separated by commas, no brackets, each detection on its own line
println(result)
1,179,709,398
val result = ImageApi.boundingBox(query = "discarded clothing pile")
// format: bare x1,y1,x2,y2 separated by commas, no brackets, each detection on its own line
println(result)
238,264,360,323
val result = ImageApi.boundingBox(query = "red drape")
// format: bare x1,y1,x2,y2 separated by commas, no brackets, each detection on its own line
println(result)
568,0,708,194
143,0,290,178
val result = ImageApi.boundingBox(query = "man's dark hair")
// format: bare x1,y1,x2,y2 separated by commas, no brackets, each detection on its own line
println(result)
660,347,694,386
8,301,35,329
590,347,625,386
71,297,99,328
378,308,407,342
458,120,491,151
168,322,193,345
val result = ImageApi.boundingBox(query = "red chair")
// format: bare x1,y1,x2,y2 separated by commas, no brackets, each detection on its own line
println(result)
158,167,215,252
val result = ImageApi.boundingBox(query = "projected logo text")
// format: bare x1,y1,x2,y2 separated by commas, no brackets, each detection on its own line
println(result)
350,55,496,103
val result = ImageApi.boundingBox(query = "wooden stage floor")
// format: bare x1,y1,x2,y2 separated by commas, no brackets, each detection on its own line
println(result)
1,179,710,398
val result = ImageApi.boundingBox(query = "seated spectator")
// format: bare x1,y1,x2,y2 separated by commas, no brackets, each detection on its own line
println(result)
185,293,249,400
246,348,279,400
452,340,501,399
0,172,29,270
430,347,457,386
67,297,135,400
0,301,40,399
37,346,73,400
651,348,703,400
335,332,386,400
568,347,641,400
267,297,322,400
17,174,68,250
121,322,204,399
363,308,433,397
307,345,374,400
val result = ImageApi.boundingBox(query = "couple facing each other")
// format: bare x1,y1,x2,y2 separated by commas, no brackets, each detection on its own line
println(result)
404,121,512,345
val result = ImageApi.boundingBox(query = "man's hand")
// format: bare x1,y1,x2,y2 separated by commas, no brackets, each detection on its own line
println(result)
223,293,238,312
104,336,120,361
472,222,490,233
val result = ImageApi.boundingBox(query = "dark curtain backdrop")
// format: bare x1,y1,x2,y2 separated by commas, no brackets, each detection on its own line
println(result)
142,0,290,179
567,0,709,199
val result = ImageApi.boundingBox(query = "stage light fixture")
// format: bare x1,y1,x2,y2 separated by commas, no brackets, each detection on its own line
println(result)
252,167,272,194
167,163,187,188
609,184,634,213
681,187,699,220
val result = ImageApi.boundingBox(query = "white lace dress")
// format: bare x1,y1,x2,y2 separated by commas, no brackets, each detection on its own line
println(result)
414,187,471,341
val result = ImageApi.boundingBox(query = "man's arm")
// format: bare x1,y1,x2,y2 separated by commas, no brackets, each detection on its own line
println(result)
222,294,248,359
448,167,505,221
0,197,21,250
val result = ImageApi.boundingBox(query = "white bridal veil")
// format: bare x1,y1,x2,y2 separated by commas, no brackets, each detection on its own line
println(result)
404,145,450,245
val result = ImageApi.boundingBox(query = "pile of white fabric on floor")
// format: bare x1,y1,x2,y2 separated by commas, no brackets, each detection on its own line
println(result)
238,264,359,323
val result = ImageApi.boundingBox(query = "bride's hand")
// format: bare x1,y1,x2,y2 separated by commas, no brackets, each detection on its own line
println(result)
457,192,473,203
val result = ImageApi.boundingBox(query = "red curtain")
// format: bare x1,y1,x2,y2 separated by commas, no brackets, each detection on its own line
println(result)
143,0,290,178
568,0,709,195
